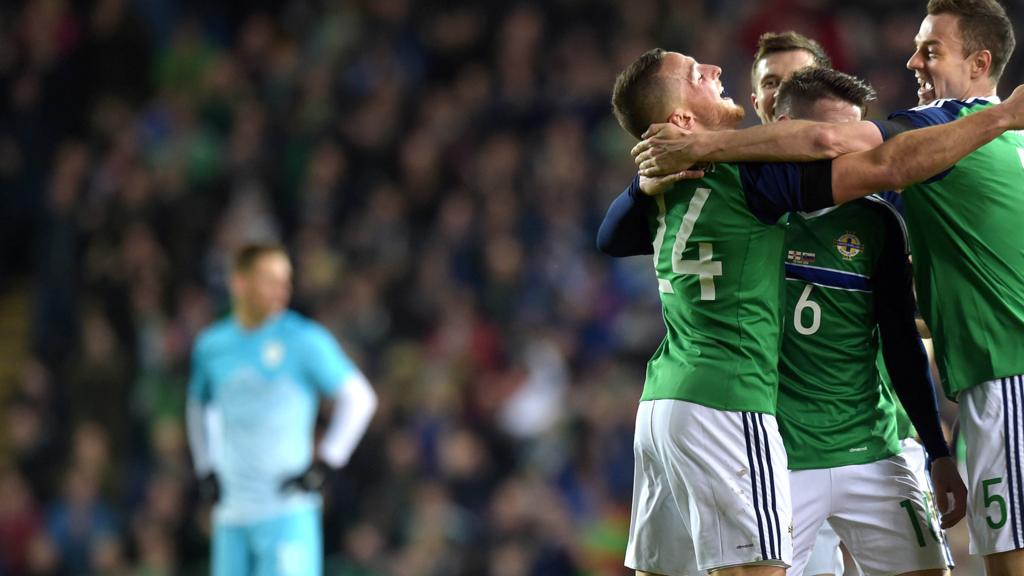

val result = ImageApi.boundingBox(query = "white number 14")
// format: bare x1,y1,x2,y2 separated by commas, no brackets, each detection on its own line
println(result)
654,188,722,301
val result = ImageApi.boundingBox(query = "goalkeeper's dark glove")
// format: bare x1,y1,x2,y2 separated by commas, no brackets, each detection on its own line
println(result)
198,473,221,503
280,460,332,493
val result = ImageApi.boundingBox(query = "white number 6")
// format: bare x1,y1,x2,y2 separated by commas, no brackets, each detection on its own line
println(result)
794,284,821,335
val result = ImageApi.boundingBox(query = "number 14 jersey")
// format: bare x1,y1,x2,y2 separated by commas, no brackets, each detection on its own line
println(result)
640,161,833,414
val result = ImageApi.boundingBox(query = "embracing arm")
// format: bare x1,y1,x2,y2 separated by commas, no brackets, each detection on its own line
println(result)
596,176,654,257
831,92,1019,203
634,120,883,175
687,120,882,161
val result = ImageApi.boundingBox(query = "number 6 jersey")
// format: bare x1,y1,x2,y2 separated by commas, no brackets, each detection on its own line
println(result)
777,197,910,469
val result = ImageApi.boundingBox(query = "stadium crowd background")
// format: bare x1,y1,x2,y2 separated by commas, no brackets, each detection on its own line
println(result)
1,0,1022,574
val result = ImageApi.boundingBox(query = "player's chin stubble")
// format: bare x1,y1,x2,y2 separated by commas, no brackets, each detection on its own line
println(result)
718,100,746,127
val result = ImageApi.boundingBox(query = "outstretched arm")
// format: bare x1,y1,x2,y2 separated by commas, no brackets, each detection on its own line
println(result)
832,87,1023,203
633,120,884,176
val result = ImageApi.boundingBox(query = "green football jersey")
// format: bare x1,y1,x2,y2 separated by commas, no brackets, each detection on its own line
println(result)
892,98,1024,398
640,163,789,414
776,198,905,469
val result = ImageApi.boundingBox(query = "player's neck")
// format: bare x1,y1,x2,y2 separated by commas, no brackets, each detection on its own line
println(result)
961,80,999,100
696,117,743,133
234,307,278,331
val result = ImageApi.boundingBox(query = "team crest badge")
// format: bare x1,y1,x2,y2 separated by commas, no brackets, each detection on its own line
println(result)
262,341,286,368
834,233,862,260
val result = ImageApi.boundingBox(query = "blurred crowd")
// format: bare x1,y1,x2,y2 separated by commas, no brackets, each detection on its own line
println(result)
1,0,1020,574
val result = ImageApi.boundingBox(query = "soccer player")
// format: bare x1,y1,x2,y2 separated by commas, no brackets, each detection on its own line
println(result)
750,31,833,126
599,47,1024,576
770,68,958,576
631,1,1024,572
186,244,378,576
749,31,957,576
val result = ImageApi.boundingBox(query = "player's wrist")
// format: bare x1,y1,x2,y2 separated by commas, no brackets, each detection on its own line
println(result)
682,131,710,163
311,458,333,475
921,429,953,458
984,104,1014,133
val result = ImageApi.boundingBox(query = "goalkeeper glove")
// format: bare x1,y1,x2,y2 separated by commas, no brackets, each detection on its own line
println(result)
198,473,221,503
280,460,332,493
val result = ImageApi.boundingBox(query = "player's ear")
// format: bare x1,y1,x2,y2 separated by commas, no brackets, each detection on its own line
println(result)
751,91,759,111
229,270,247,298
668,110,696,130
969,50,992,80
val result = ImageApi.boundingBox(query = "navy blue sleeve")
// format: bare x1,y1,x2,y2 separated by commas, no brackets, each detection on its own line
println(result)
596,175,654,257
738,161,834,224
870,118,916,141
872,102,968,183
888,101,963,129
871,198,951,461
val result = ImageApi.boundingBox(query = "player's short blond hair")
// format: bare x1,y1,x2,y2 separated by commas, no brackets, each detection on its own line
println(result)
232,243,288,273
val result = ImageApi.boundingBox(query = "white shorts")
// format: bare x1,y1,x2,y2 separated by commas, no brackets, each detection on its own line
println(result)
900,438,954,568
789,455,948,576
961,375,1024,556
804,521,844,576
626,399,792,575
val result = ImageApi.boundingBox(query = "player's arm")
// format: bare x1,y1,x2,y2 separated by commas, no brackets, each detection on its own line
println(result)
633,120,884,177
831,87,1024,203
596,175,654,257
186,401,213,475
283,326,378,492
873,207,947,461
185,337,220,502
318,370,378,469
873,201,967,528
737,161,835,223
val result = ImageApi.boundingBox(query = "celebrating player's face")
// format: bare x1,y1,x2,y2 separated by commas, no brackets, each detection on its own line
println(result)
907,14,976,105
662,52,745,129
233,252,293,322
751,49,817,124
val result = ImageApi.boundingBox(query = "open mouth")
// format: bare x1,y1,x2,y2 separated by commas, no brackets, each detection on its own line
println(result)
917,77,935,101
719,85,732,101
